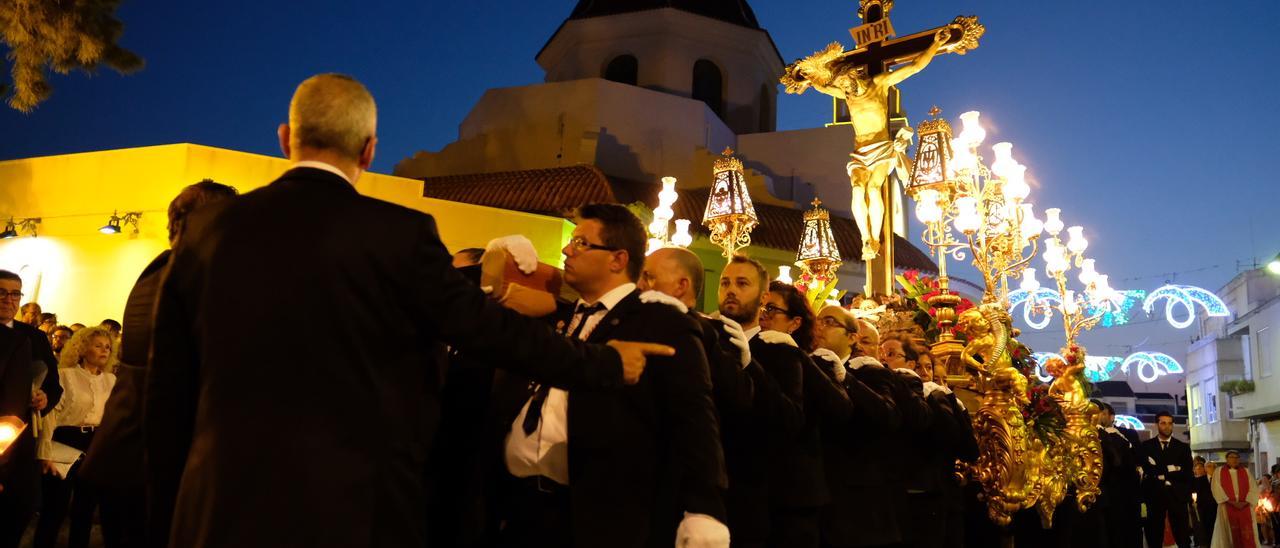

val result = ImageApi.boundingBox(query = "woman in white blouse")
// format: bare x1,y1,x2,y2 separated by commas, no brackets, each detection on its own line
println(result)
33,326,117,548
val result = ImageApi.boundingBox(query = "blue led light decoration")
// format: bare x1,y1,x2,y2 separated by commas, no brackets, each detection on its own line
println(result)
1031,352,1121,383
1121,352,1184,383
1010,284,1228,331
1031,351,1181,383
1142,284,1231,329
1113,415,1146,431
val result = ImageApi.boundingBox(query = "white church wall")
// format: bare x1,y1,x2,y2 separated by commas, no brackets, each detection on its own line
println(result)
536,8,782,135
737,125,858,216
397,78,738,187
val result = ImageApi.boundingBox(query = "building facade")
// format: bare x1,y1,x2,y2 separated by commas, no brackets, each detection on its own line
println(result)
1186,267,1280,472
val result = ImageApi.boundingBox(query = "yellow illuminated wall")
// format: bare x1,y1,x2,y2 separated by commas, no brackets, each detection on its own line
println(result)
0,143,574,326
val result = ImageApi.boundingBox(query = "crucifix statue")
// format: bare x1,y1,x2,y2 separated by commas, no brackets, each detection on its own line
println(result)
781,0,983,295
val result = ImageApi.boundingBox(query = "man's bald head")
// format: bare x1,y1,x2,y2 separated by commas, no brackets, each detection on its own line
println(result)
640,247,705,307
287,74,376,159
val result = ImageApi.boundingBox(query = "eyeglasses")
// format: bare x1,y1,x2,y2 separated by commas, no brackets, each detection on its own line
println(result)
567,236,619,254
0,291,23,301
818,316,851,331
760,303,791,317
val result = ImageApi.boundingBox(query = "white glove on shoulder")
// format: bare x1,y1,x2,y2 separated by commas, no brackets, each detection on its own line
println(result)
676,512,730,548
848,356,882,370
894,367,921,379
757,330,797,348
716,315,751,369
922,381,946,398
484,235,539,274
810,348,845,382
639,290,689,313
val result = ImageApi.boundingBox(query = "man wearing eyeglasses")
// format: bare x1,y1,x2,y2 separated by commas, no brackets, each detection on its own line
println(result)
0,270,61,548
494,204,728,548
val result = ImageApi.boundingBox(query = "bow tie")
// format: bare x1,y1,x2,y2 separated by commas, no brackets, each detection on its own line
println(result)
575,302,607,317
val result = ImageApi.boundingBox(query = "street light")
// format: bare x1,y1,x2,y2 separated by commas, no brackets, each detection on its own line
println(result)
1267,253,1280,275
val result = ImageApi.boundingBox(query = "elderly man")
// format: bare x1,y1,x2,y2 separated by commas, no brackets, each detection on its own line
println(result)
145,74,671,548
1210,450,1261,548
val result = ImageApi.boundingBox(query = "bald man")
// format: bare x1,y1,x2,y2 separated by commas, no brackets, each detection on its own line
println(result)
145,74,671,548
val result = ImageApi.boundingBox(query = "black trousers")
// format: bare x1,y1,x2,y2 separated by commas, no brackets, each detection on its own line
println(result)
33,427,120,548
768,506,819,548
496,477,571,548
1144,498,1191,548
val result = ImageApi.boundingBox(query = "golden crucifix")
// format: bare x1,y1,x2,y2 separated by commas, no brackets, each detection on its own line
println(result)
781,0,983,295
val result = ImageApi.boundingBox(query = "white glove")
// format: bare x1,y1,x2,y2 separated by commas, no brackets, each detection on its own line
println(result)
922,381,946,398
1167,465,1180,472
757,330,797,347
675,512,730,548
484,235,539,274
848,356,882,370
639,290,688,313
717,315,751,369
894,367,920,379
811,348,845,382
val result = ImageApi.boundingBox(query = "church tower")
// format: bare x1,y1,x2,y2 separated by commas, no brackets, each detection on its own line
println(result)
536,0,784,135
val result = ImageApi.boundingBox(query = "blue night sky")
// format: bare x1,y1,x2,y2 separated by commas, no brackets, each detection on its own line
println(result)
3,0,1279,376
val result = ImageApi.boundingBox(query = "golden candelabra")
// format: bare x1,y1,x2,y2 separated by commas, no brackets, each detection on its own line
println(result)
702,148,759,257
907,108,1104,530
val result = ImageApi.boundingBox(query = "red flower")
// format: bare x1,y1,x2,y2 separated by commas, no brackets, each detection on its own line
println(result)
904,269,920,283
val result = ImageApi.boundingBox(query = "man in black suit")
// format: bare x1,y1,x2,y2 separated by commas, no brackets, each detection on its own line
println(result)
716,255,809,547
0,269,60,548
810,306,901,548
78,180,239,548
493,204,727,548
1139,410,1193,548
144,74,671,548
1092,401,1142,548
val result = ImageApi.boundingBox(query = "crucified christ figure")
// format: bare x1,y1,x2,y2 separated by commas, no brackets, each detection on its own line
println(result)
782,28,949,260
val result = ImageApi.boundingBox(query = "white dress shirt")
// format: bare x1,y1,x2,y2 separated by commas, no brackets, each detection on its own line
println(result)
504,283,635,485
37,366,117,459
291,160,352,185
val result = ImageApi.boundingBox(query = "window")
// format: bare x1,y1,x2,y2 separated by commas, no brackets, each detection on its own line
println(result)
1262,326,1276,378
692,59,723,117
1189,383,1202,426
603,55,638,86
1205,376,1218,423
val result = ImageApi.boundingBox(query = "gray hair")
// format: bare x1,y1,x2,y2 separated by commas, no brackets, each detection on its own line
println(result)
288,74,377,159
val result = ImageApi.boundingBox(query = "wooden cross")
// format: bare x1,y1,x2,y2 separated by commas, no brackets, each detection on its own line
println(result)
835,1,983,296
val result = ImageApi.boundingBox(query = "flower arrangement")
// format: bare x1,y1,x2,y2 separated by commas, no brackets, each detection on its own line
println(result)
894,269,976,340
1022,382,1066,445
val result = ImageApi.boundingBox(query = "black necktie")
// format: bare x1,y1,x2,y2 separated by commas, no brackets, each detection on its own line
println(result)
520,302,607,435
1161,440,1168,452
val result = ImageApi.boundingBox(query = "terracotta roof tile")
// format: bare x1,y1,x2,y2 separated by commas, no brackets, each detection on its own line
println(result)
421,164,937,272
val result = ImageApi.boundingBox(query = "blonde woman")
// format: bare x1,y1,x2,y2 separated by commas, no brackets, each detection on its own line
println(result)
34,326,117,548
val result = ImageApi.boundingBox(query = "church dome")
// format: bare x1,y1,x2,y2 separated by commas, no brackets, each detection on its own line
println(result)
566,0,762,30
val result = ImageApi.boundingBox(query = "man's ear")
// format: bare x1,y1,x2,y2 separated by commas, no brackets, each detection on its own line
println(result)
612,250,629,275
358,136,377,170
278,124,292,159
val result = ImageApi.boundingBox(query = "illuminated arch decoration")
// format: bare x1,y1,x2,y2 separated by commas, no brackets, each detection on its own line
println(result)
1120,352,1184,384
1008,284,1229,331
1030,352,1121,383
1031,352,1180,383
1007,288,1060,329
1142,284,1231,329
1113,415,1146,431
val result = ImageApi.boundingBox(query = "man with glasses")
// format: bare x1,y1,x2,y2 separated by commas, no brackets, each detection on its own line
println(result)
495,204,728,548
811,305,906,548
0,269,61,548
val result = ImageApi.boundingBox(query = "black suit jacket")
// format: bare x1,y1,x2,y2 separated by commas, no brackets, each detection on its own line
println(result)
1139,436,1194,506
145,167,627,548
491,290,727,548
80,250,170,493
12,320,60,413
818,360,902,547
0,327,31,472
750,336,837,509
